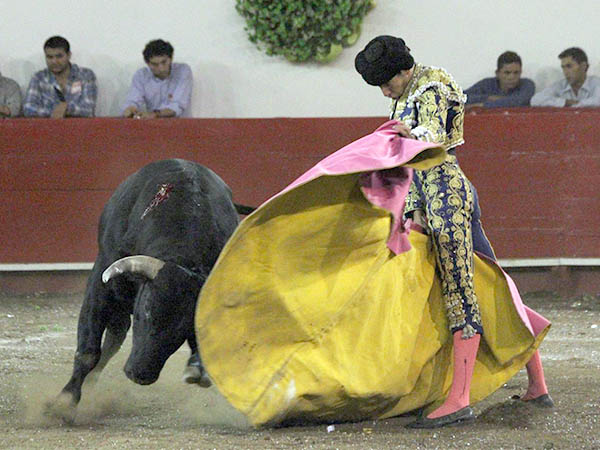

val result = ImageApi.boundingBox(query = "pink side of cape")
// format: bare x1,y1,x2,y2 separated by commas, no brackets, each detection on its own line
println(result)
267,120,443,255
260,119,550,336
477,252,551,336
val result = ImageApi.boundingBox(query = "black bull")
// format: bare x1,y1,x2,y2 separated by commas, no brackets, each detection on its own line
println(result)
48,159,247,421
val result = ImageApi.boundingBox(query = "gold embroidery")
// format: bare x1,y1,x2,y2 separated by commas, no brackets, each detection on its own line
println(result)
407,159,483,334
391,64,481,334
390,64,466,151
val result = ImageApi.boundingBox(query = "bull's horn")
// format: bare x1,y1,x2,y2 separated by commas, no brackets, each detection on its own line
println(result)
102,255,166,283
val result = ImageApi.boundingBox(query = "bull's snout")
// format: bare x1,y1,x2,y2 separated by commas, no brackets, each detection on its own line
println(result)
124,361,160,385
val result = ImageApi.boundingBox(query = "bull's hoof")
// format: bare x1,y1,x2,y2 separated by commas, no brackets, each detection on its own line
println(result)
44,393,77,424
183,353,212,387
182,364,212,387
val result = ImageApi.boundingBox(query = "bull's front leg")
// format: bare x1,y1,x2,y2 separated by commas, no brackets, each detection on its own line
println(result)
87,313,131,385
46,275,113,423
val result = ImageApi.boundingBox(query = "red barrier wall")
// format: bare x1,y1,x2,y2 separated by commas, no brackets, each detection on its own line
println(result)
2,109,599,264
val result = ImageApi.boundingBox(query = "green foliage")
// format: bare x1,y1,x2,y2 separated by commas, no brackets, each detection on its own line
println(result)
236,0,375,63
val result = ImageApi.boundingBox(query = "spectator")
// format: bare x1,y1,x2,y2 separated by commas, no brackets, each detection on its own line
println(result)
122,39,192,118
531,47,600,107
465,51,535,108
0,70,22,117
23,36,97,118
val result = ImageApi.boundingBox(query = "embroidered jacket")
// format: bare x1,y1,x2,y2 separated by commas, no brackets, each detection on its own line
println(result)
389,63,466,151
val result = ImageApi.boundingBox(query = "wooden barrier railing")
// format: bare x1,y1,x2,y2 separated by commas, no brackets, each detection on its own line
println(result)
2,109,599,264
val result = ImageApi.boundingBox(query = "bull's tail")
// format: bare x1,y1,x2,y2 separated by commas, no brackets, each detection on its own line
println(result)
234,203,256,215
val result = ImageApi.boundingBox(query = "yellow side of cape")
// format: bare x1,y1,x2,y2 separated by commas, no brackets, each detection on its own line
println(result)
196,174,548,427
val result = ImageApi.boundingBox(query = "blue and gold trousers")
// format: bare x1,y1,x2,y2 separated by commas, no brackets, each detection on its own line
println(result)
405,155,487,338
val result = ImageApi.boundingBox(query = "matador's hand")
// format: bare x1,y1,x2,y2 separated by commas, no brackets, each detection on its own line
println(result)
393,122,414,139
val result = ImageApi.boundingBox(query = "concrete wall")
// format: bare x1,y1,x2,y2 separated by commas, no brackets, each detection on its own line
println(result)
2,0,600,118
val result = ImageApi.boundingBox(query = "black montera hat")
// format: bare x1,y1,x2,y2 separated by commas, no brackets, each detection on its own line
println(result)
355,35,414,86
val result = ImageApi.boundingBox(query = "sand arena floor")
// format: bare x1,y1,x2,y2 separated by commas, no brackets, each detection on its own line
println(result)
0,291,599,449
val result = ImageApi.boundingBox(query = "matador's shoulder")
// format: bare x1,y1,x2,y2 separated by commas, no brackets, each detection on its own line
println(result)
407,64,466,105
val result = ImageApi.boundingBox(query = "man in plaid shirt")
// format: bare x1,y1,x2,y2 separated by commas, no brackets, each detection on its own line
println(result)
24,36,97,118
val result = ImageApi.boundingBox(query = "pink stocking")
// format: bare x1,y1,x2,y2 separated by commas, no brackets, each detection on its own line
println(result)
427,329,480,419
521,350,549,401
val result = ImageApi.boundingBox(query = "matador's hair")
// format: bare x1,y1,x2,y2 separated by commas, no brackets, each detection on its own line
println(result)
355,35,414,86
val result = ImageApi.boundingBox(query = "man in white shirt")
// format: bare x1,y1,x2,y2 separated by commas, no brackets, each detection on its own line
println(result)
121,39,193,119
531,47,600,107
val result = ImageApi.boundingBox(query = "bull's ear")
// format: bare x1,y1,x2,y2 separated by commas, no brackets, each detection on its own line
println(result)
102,255,166,283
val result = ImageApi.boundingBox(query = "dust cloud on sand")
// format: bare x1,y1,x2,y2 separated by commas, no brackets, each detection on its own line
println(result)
1,292,599,449
16,337,249,429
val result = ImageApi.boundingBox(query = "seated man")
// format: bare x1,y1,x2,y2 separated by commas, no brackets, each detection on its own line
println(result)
23,36,97,118
531,47,600,107
122,39,192,119
0,70,22,117
465,51,535,108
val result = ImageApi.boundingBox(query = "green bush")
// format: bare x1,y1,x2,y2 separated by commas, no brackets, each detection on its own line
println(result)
236,0,375,63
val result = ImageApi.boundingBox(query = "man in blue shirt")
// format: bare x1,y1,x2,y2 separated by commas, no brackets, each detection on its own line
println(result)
465,51,535,108
23,36,97,118
122,39,193,119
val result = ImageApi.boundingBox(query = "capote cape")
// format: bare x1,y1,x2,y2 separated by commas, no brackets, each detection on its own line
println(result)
195,121,550,427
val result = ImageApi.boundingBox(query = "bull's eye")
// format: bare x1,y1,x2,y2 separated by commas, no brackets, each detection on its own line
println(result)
135,282,180,332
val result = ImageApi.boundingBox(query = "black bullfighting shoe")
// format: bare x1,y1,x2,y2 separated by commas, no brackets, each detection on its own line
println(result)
406,406,475,429
182,352,212,387
511,393,555,408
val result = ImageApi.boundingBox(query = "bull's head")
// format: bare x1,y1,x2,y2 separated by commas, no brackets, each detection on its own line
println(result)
102,255,203,385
